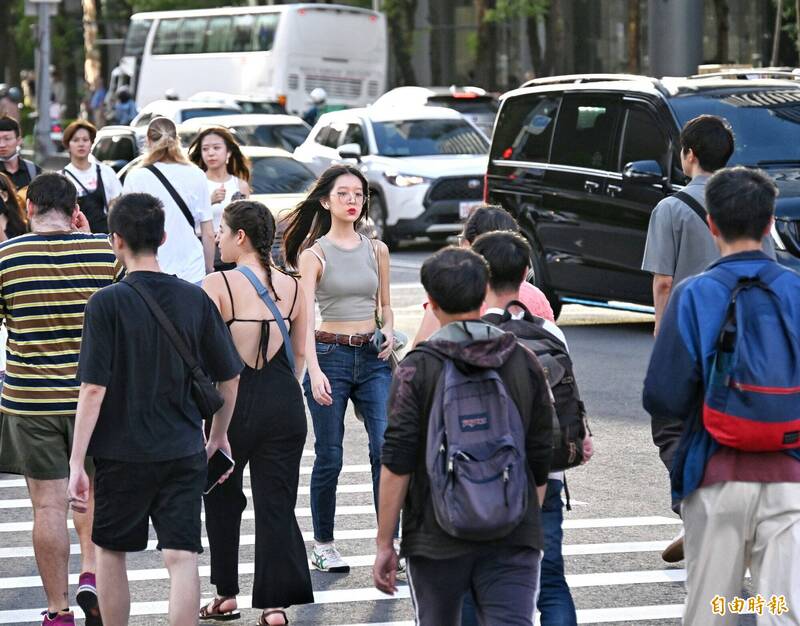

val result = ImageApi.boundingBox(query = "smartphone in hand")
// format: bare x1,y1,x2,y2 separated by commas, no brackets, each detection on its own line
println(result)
204,448,235,494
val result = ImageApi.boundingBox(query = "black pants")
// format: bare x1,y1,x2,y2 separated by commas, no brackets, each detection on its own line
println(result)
203,367,313,608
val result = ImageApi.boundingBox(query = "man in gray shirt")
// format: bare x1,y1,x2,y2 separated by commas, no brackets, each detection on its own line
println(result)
642,115,734,335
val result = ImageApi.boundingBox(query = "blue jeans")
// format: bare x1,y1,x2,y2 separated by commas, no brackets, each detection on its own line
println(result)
303,341,392,543
461,479,576,626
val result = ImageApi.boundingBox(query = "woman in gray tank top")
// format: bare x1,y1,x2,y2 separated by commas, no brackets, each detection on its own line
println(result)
283,165,396,575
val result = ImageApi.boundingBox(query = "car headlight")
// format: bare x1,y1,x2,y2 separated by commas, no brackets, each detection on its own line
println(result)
384,172,431,187
771,221,787,251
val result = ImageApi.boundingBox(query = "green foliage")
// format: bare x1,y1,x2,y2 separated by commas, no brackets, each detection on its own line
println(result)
485,0,549,24
129,0,247,10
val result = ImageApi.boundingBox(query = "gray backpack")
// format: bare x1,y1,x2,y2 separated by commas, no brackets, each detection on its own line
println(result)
416,345,529,541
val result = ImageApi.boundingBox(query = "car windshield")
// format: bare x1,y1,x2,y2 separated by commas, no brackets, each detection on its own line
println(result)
670,90,800,166
230,124,310,150
237,102,287,115
250,156,315,194
373,118,489,157
427,95,499,116
180,108,241,122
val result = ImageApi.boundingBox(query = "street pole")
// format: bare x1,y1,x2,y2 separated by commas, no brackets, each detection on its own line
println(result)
34,1,53,160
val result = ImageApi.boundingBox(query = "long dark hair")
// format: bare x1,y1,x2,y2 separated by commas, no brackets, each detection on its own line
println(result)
282,164,369,268
188,127,251,183
0,172,28,238
223,200,279,300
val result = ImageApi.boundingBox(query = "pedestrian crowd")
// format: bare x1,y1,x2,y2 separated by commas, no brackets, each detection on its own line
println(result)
0,109,796,626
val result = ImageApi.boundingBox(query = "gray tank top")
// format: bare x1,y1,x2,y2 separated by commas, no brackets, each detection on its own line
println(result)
313,235,379,322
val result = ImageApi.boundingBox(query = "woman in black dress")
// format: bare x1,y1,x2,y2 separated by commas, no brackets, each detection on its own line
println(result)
200,200,313,625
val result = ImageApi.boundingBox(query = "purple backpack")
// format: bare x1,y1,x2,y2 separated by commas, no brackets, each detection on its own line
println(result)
417,346,529,541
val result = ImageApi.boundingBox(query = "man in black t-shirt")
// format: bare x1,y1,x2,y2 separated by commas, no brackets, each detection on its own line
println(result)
68,193,242,626
0,115,41,200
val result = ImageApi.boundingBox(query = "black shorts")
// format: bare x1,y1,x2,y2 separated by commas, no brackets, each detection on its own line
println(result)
92,451,207,553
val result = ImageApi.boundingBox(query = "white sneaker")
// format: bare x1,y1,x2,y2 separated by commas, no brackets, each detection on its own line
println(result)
312,543,350,573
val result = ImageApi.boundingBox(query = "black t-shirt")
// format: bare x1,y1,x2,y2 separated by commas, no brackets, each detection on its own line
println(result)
0,158,41,191
78,271,243,462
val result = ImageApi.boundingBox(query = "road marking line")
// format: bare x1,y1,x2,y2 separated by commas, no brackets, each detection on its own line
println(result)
563,516,681,529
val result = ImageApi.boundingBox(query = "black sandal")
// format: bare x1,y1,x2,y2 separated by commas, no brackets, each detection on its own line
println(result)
258,609,288,625
199,597,241,621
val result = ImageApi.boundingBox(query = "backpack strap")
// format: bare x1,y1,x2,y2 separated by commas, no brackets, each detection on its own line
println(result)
95,163,108,212
24,160,37,184
672,190,708,228
235,265,295,372
146,164,195,229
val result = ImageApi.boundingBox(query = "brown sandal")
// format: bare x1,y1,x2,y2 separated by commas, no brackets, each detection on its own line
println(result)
258,609,288,625
199,597,241,621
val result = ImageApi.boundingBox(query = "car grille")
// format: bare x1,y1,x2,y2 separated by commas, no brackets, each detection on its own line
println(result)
304,75,363,99
428,176,484,202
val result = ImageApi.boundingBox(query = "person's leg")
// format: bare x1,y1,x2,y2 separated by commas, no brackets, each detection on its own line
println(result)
73,477,101,625
350,346,393,511
748,482,800,626
304,343,353,543
537,478,577,626
471,546,540,626
95,547,130,626
27,477,71,613
163,549,201,626
681,482,755,626
406,554,473,626
460,592,479,626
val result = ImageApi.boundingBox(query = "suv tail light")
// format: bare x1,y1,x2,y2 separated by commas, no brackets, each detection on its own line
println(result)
483,173,488,203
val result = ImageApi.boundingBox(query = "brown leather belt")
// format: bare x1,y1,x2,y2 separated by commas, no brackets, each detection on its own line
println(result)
315,330,374,347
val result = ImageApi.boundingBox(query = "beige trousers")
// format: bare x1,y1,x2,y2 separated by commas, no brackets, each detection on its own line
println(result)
682,481,800,626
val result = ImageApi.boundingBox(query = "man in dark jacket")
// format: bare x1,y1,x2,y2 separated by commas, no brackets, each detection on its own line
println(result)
373,247,554,626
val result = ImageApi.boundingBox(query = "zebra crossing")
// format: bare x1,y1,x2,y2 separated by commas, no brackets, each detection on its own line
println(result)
0,453,690,626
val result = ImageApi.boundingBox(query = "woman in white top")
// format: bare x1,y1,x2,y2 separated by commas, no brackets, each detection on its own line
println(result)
122,117,214,284
62,120,122,233
188,126,251,232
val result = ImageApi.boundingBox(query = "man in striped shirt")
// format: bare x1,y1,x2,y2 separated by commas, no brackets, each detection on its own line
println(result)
0,173,120,626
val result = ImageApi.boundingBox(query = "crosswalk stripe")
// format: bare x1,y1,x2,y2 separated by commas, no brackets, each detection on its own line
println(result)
0,542,680,591
0,462,371,490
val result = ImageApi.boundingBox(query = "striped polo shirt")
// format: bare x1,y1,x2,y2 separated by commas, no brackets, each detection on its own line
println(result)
0,232,121,418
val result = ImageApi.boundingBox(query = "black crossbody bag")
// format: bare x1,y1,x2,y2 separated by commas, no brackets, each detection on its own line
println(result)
125,279,224,419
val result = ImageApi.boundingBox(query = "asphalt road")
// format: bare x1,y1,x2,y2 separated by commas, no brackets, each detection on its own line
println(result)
0,244,759,625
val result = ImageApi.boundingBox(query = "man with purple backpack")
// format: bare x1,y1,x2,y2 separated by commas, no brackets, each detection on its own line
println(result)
372,247,554,625
644,167,800,624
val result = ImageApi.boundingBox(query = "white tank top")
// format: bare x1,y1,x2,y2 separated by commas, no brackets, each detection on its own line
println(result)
207,176,242,231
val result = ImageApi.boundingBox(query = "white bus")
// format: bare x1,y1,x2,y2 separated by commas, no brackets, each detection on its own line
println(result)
113,4,387,115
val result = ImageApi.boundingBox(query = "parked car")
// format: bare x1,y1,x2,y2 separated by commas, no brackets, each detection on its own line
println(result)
177,114,311,151
188,92,287,115
486,70,800,318
294,106,489,248
373,86,499,137
130,99,242,129
91,125,140,171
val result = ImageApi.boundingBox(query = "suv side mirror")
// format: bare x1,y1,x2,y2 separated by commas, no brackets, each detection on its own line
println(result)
622,160,664,183
338,143,362,162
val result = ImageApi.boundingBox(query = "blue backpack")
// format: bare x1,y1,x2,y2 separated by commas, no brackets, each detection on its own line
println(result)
704,264,800,451
416,344,529,541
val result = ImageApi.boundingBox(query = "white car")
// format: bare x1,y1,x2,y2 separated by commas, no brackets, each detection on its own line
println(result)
177,114,311,152
293,106,489,247
130,99,242,130
188,92,287,115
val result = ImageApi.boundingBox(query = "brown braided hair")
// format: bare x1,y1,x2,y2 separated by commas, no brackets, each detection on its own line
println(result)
223,199,280,300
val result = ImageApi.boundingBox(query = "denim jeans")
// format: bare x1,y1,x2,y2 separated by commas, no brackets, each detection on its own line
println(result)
461,479,576,626
303,341,392,543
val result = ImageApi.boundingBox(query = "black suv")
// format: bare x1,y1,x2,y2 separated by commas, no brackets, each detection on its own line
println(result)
485,71,800,318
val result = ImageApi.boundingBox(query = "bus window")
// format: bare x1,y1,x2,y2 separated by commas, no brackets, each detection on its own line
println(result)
175,17,208,54
255,14,278,51
152,19,180,55
232,14,256,52
205,16,233,53
123,19,152,57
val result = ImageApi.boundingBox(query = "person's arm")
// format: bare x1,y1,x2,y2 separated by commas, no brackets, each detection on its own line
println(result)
373,467,410,594
298,249,331,405
524,354,554,505
200,221,215,274
103,165,123,202
68,383,107,513
411,303,439,349
290,280,307,379
205,376,239,468
652,274,673,336
375,241,395,360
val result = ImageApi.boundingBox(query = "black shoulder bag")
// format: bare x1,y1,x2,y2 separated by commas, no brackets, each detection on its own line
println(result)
146,164,196,229
124,279,223,419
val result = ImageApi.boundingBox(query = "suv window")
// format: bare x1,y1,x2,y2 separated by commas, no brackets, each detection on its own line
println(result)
341,123,368,154
490,94,559,163
551,96,621,171
619,105,669,171
314,125,341,149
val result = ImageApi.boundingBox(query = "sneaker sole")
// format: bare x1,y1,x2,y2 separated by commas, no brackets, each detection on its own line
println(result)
312,561,350,573
76,589,102,626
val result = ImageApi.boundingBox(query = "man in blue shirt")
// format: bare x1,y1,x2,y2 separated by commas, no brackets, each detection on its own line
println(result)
643,167,800,624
